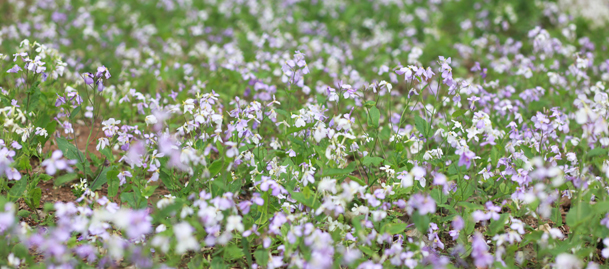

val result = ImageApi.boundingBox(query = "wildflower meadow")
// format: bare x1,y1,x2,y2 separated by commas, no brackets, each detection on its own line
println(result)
1,0,609,268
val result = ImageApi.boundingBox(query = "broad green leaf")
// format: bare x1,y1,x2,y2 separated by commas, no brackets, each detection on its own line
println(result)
56,137,84,163
91,167,112,191
223,244,244,261
412,213,430,233
369,107,380,127
490,147,500,166
70,106,81,120
208,160,224,178
9,177,27,200
107,170,120,197
362,156,384,167
414,115,428,138
29,187,42,209
382,222,407,234
566,200,592,229
321,162,356,177
55,173,78,186
586,148,607,159
346,175,366,186
488,214,508,235
254,250,268,267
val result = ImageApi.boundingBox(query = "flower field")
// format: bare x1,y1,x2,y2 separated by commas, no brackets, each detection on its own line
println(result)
1,0,609,268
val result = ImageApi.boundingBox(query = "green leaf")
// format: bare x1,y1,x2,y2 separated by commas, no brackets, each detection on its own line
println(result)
369,107,380,127
15,155,32,171
56,137,84,163
12,243,28,258
358,245,376,256
29,187,42,209
451,109,467,118
566,200,592,229
9,178,27,199
289,190,319,209
414,115,428,138
346,175,366,186
254,250,268,267
364,101,376,108
411,213,430,233
490,147,500,166
54,173,78,186
321,167,353,177
321,162,356,177
70,106,81,120
100,147,113,161
488,214,508,235
551,207,563,227
120,192,137,208
160,170,175,191
107,170,120,197
382,222,407,234
223,244,244,261
586,148,607,159
91,167,112,191
208,160,224,178
362,156,384,167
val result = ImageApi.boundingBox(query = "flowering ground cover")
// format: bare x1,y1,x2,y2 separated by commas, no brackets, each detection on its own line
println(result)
1,0,609,268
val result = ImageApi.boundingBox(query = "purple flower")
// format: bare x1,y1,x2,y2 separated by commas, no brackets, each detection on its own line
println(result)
452,216,464,230
471,232,493,268
117,171,132,186
6,64,22,73
41,150,77,175
409,194,436,215
82,73,94,85
73,244,97,262
458,150,476,169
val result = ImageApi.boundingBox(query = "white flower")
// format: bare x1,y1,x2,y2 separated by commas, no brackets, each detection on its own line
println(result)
351,204,369,215
173,222,199,254
554,253,582,269
96,138,109,151
151,235,170,253
379,165,395,178
155,224,167,233
7,253,20,267
226,215,244,232
145,115,158,125
35,127,48,137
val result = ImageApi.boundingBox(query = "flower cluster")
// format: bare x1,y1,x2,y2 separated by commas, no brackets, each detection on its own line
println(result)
0,0,608,268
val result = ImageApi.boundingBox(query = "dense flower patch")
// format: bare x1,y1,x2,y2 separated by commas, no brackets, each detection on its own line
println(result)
0,0,609,268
